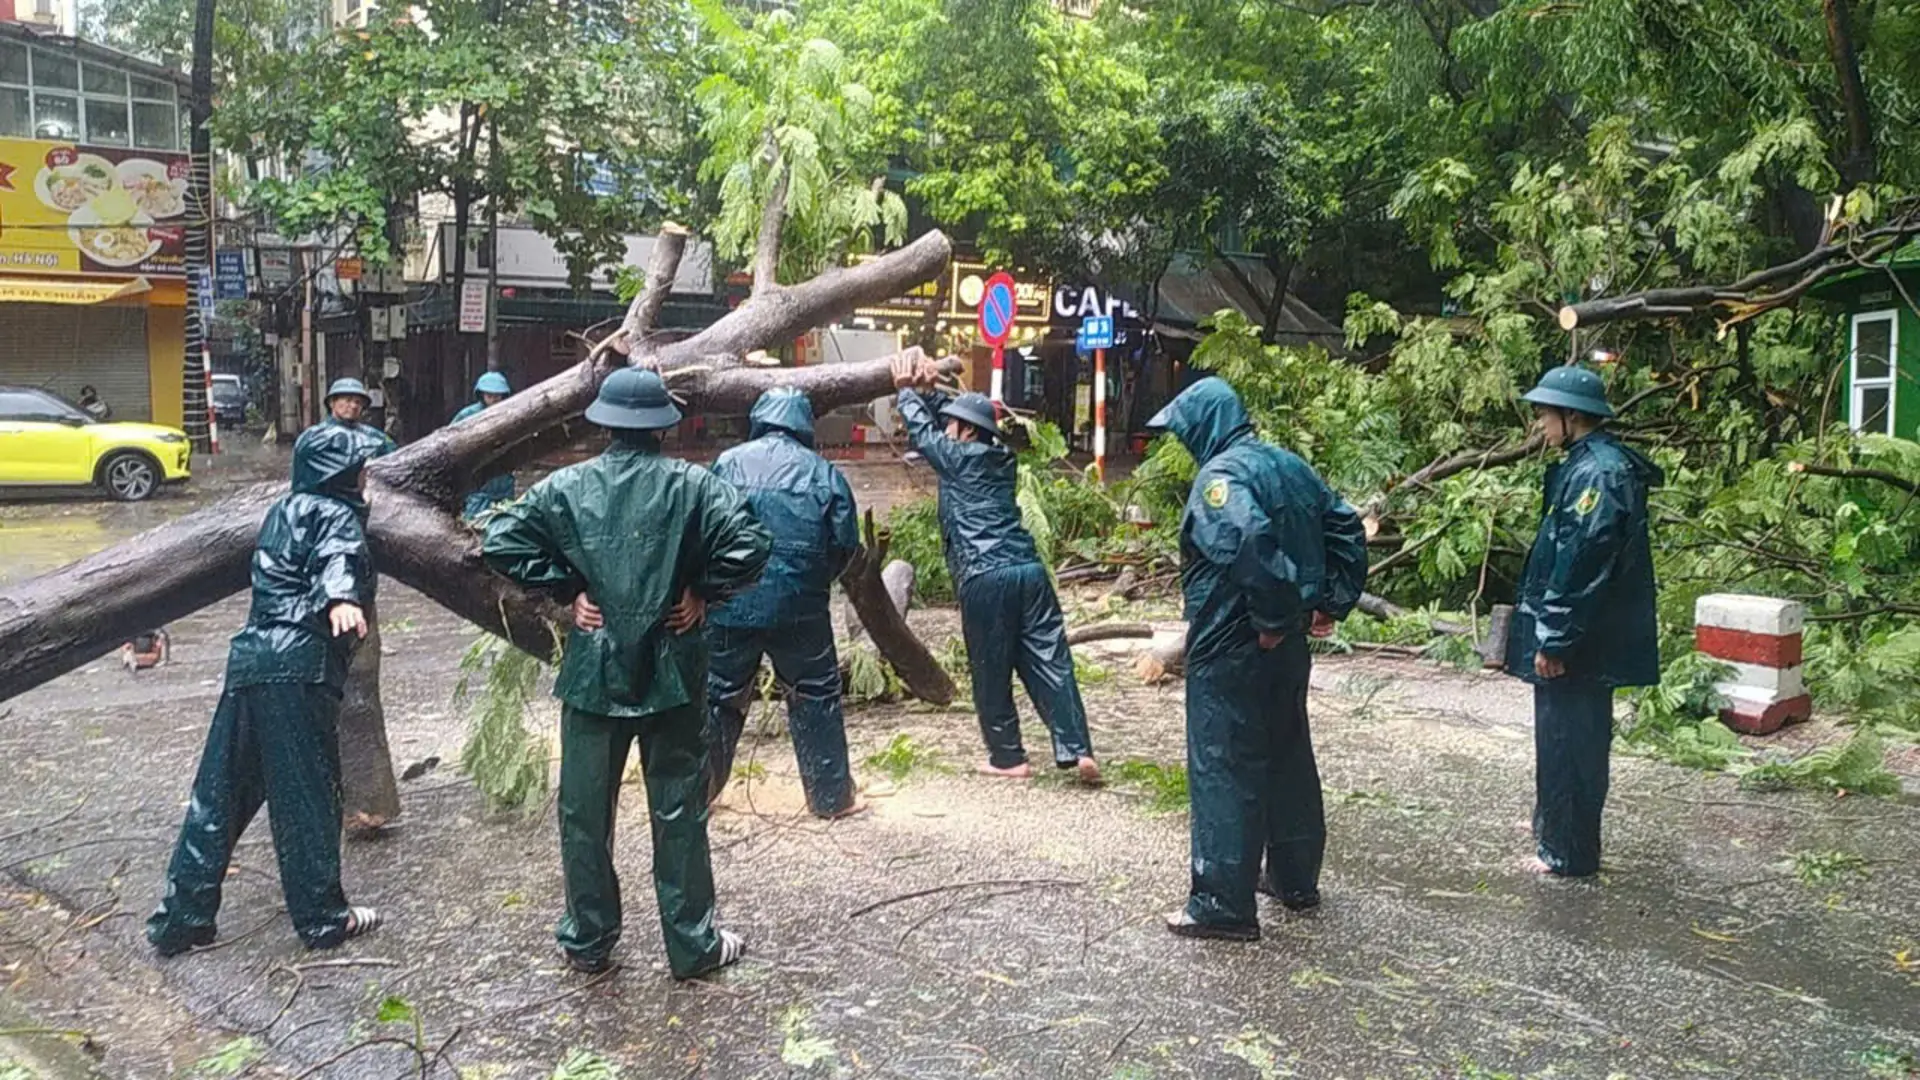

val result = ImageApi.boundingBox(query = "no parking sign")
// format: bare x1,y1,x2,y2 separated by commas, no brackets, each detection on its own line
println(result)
978,272,1017,401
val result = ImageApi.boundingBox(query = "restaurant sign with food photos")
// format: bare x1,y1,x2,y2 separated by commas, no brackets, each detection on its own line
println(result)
0,137,189,278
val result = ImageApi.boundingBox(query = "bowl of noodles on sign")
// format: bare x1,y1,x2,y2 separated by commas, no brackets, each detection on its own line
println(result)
35,153,116,213
68,188,160,269
116,158,187,219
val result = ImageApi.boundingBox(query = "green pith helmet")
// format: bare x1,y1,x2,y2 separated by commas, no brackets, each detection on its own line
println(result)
584,368,683,431
1521,365,1614,419
324,377,372,406
937,392,1003,440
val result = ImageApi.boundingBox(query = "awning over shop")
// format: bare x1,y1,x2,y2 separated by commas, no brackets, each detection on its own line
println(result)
0,276,151,305
1150,253,1344,352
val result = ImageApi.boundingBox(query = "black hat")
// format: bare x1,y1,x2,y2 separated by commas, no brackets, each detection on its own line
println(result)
585,368,683,431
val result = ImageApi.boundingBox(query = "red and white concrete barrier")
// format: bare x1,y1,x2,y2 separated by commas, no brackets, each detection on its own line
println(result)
1694,593,1812,735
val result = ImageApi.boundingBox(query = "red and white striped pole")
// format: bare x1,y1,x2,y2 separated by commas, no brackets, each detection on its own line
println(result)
1092,346,1106,481
989,342,1005,403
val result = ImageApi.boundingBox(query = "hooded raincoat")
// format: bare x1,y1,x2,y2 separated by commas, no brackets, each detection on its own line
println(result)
896,388,1093,769
705,389,862,816
147,422,382,955
482,438,771,975
452,400,516,519
1151,378,1368,932
1505,428,1662,876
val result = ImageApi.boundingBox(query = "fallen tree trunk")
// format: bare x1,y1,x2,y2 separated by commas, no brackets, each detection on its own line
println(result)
1065,622,1156,646
840,511,955,705
0,226,959,822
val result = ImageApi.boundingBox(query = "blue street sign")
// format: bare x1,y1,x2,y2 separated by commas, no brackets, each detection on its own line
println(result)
213,250,248,299
1080,314,1114,350
192,268,215,324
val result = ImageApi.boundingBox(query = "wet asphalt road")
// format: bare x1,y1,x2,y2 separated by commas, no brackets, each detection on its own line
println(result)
1,449,1917,1079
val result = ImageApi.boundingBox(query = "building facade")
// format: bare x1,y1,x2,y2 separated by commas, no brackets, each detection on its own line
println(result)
0,22,191,425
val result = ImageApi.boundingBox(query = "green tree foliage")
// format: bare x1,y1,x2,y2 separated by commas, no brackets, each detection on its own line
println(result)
691,0,906,282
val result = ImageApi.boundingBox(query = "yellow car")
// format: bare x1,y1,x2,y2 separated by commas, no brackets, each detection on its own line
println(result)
0,386,192,501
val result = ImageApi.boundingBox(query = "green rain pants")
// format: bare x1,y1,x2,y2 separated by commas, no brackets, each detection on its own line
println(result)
1185,632,1323,931
147,682,351,953
705,615,857,817
957,562,1094,769
1532,678,1612,877
556,702,723,977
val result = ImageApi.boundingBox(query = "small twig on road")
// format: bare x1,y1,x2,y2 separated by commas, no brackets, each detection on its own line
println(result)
0,795,90,846
1105,1016,1147,1063
188,908,285,955
287,1035,426,1080
849,878,1084,919
293,957,401,972
473,965,620,1028
0,834,165,871
250,964,305,1036
0,1027,92,1039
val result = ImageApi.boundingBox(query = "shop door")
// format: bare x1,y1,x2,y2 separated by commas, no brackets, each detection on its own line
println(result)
0,303,152,422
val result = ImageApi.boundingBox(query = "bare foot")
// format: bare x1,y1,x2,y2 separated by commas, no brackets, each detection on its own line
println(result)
1519,855,1553,875
820,797,870,821
977,761,1033,779
1075,756,1103,785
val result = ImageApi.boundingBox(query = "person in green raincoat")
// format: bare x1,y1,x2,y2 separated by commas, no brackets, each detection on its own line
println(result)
146,421,387,955
889,351,1101,784
704,387,865,818
1148,378,1368,941
1505,365,1661,878
451,371,516,520
324,377,397,455
483,368,771,978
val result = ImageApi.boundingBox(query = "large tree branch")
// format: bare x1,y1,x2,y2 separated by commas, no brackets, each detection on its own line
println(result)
1822,0,1877,188
1559,203,1920,330
617,221,691,353
0,231,956,702
752,163,790,295
1788,461,1920,496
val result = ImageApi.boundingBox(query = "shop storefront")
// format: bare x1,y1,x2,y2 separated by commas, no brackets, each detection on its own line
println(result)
0,29,190,425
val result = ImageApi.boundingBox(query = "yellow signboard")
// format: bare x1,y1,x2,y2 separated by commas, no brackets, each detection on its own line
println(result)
0,276,151,304
851,257,1052,326
0,137,190,278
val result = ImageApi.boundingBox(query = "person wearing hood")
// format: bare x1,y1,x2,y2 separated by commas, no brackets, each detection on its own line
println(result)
889,350,1100,784
1506,365,1662,878
483,368,771,979
1148,377,1368,941
703,387,865,818
325,378,398,456
452,371,517,520
146,421,387,956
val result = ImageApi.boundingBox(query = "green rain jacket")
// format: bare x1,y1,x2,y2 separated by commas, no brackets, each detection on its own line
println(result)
1152,379,1370,664
482,441,772,718
224,422,380,692
896,388,1040,586
1506,429,1663,687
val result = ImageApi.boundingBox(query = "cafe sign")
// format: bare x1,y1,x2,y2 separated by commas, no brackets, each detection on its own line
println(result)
0,136,190,278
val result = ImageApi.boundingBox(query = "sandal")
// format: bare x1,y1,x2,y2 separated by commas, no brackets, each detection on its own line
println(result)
678,929,747,980
343,906,382,940
1163,909,1259,942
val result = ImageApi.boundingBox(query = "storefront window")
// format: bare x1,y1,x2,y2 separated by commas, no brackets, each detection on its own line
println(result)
33,51,79,91
130,74,176,103
1850,312,1897,436
0,41,28,85
85,96,130,145
34,92,79,140
132,101,176,148
0,88,28,137
82,63,128,96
